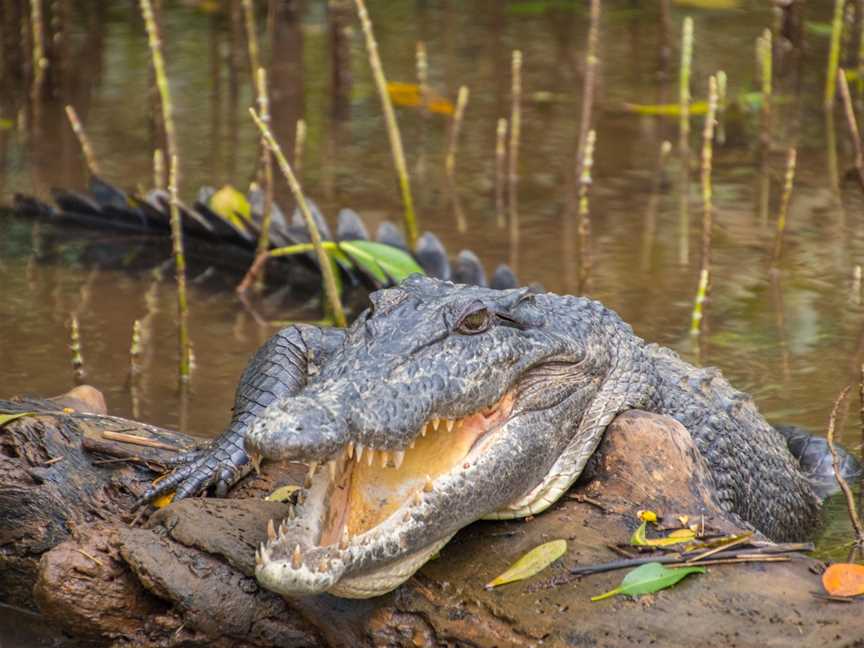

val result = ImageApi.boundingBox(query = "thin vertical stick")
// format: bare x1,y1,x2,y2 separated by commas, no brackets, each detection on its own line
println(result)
838,67,864,189
495,117,507,228
716,71,727,146
771,148,798,265
353,0,418,248
690,75,718,337
294,118,306,178
445,86,469,178
577,129,597,294
140,0,191,381
29,0,47,100
153,148,165,190
641,140,673,271
64,105,101,176
826,0,845,109
826,385,864,546
70,315,85,384
576,0,600,180
241,0,260,82
508,50,523,272
446,86,469,232
679,17,694,157
130,319,143,375
757,30,772,148
416,41,428,115
678,17,694,266
249,108,346,328
858,0,864,101
252,66,274,291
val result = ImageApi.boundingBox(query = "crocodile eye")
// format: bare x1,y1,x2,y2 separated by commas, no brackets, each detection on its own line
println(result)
456,308,491,334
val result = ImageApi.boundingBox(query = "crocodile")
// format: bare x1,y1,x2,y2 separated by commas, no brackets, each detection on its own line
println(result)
142,275,859,599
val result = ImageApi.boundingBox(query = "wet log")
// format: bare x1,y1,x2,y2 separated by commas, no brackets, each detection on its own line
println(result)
1,391,862,647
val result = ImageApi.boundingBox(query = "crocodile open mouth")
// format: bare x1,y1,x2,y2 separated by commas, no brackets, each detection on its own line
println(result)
254,390,516,597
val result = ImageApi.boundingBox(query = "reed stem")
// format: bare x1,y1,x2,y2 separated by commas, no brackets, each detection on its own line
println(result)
64,106,101,176
826,0,845,109
679,17,694,157
153,148,165,190
690,74,718,337
353,0,418,248
294,118,307,178
508,50,523,272
838,67,864,189
578,129,596,293
771,148,798,266
249,108,347,328
69,315,85,384
576,0,600,180
140,0,191,381
241,0,261,82
495,117,507,228
130,319,143,376
757,29,772,148
716,70,727,146
29,0,47,100
446,86,470,232
416,41,428,116
252,66,274,291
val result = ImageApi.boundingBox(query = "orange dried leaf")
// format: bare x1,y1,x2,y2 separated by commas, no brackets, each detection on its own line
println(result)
152,493,175,509
822,563,864,597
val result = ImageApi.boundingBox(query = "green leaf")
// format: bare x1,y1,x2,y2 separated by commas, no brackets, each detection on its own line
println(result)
0,412,35,427
591,562,705,602
805,21,834,38
209,185,252,230
485,539,567,589
338,240,425,285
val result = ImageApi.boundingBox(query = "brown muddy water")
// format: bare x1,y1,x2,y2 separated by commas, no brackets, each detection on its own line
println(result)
1,0,864,640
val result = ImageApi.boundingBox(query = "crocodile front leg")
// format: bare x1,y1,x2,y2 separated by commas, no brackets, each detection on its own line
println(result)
139,324,346,504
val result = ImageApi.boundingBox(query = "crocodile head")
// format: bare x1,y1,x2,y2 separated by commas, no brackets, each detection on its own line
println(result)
247,275,649,598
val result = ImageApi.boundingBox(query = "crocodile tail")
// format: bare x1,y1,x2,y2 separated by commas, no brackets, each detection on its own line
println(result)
775,425,864,499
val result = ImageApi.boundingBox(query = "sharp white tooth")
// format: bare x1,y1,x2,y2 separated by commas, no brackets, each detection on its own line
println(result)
347,442,355,459
267,518,276,542
367,448,375,466
328,460,337,480
292,544,302,569
424,475,434,492
421,423,428,437
255,548,262,568
446,419,455,433
409,440,416,449
412,490,422,506
393,450,405,469
355,444,364,463
339,527,350,550
381,451,390,468
432,417,440,430
260,542,271,562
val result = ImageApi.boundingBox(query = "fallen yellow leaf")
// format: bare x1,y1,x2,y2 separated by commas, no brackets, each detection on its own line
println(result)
266,484,301,502
485,539,567,589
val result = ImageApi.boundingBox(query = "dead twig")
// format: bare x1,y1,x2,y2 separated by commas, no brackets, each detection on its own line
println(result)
101,430,180,452
826,384,864,545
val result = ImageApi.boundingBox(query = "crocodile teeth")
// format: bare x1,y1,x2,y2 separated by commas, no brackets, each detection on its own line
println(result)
424,475,434,492
380,451,390,468
259,542,271,563
355,443,364,463
267,518,276,542
292,544,302,569
446,419,455,433
393,450,405,470
421,423,428,437
328,460,337,480
339,527,350,550
409,440,416,450
347,441,355,459
255,548,263,568
307,462,318,479
412,490,422,506
431,417,440,431
403,510,411,522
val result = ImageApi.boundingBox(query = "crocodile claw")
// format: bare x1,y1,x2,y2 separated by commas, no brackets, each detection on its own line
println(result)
136,440,250,507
